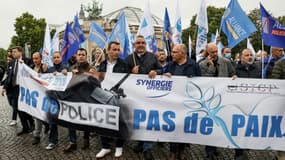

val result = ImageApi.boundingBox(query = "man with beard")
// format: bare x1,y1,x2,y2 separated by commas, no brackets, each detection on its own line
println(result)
234,48,261,160
156,48,168,73
235,49,261,79
125,35,162,160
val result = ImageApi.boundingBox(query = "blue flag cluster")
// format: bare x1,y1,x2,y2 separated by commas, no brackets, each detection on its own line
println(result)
221,0,257,48
108,12,131,59
60,23,80,63
260,3,285,48
73,15,85,44
163,8,172,47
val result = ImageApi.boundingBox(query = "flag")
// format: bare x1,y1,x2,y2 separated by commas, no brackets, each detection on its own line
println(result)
108,12,132,59
211,33,216,43
260,3,285,48
210,29,224,57
73,15,85,44
218,42,224,57
137,1,154,50
60,23,80,63
163,8,172,49
188,35,192,55
42,24,53,67
195,0,208,55
262,46,273,79
172,0,182,44
51,29,60,53
88,21,107,49
247,38,256,58
151,34,157,54
221,0,257,48
130,33,135,52
125,16,133,58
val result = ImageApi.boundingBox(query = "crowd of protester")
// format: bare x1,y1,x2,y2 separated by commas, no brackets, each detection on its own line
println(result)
1,34,284,160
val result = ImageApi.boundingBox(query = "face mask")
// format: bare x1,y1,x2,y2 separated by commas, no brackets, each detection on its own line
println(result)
224,53,231,59
255,57,261,61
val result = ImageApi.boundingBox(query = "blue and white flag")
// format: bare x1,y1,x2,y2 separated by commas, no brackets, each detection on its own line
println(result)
151,34,157,54
42,24,53,67
172,0,182,44
51,29,60,54
137,1,154,51
260,3,285,48
221,0,257,48
108,12,131,59
60,23,80,63
247,38,256,58
73,15,85,44
163,7,172,51
88,21,107,49
195,0,208,55
124,15,133,59
210,30,224,56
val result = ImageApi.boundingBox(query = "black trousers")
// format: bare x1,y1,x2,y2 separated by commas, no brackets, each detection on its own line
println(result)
101,136,124,149
10,86,34,131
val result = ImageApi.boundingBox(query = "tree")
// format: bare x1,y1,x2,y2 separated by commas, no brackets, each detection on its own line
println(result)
84,0,103,19
0,48,8,67
10,12,46,55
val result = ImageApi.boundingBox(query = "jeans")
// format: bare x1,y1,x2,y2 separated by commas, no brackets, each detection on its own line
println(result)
49,124,58,144
7,94,17,120
68,129,76,143
33,118,42,138
143,142,153,152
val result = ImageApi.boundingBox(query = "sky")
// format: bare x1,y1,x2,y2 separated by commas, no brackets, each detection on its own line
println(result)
0,0,284,49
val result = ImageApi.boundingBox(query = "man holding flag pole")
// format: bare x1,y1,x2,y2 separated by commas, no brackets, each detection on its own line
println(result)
260,3,285,79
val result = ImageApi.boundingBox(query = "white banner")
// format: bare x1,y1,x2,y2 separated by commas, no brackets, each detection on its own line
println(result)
17,63,72,121
18,63,285,151
102,73,285,151
58,100,120,130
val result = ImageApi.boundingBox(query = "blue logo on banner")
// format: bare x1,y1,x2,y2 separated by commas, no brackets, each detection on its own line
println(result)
136,79,173,98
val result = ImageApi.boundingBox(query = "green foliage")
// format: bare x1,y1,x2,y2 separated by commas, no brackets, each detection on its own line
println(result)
0,48,8,67
182,6,285,56
10,12,46,56
84,0,103,19
182,6,226,53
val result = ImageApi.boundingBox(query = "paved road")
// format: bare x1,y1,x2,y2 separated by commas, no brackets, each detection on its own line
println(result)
0,95,278,160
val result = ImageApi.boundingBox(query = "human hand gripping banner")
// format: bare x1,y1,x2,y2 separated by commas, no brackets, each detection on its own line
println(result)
18,63,285,151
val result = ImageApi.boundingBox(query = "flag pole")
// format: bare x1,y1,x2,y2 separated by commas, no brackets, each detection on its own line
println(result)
193,24,198,56
261,40,264,79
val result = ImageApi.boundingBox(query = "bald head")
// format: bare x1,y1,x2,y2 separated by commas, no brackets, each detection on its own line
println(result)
206,43,218,59
171,44,187,64
271,47,284,58
32,52,42,66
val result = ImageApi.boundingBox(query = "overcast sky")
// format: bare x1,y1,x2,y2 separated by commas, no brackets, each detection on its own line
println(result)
0,0,284,49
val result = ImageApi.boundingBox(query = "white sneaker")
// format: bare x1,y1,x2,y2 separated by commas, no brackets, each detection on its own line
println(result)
45,143,56,150
96,148,111,158
8,120,17,126
114,147,123,158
